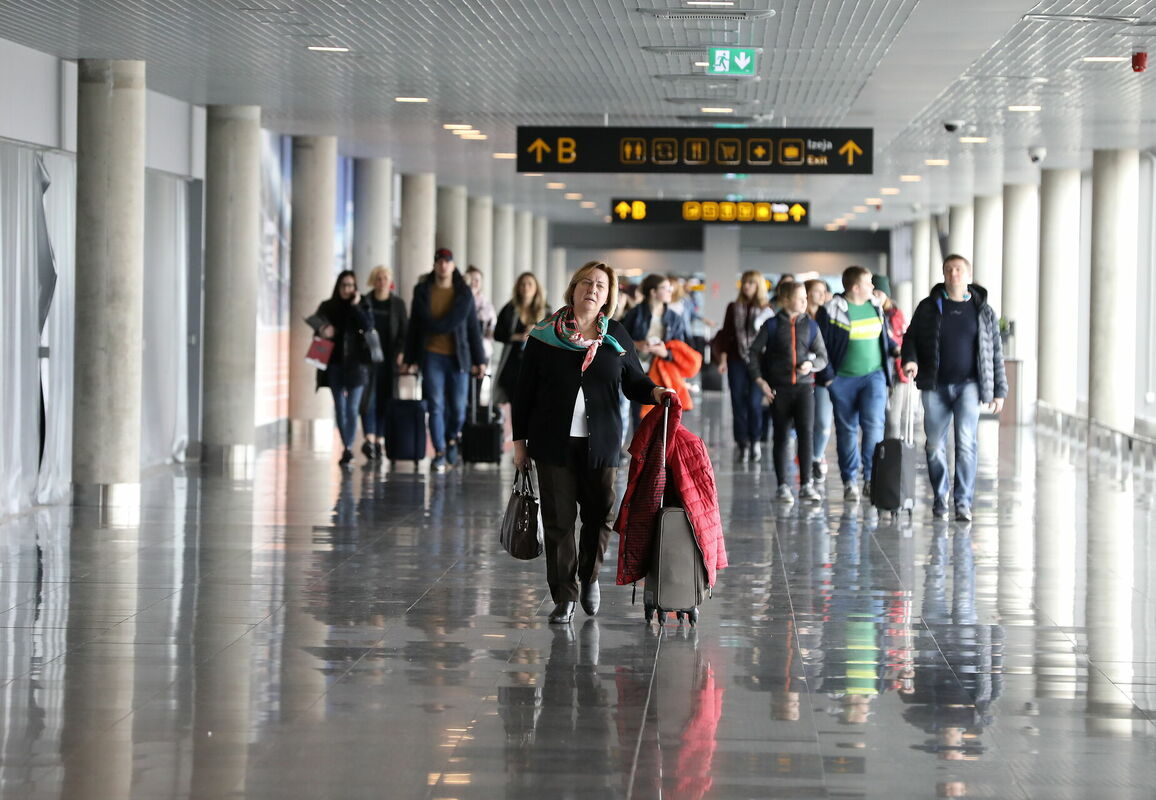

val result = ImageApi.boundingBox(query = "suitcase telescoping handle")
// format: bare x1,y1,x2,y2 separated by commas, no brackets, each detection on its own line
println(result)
903,380,916,446
470,373,493,425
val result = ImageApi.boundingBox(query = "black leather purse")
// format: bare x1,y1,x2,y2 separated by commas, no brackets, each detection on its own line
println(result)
500,468,544,560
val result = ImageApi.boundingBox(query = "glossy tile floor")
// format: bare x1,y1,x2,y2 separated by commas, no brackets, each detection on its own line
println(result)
1,395,1155,799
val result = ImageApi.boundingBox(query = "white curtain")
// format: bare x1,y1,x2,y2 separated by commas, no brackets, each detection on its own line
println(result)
0,144,46,517
36,151,76,505
140,171,190,468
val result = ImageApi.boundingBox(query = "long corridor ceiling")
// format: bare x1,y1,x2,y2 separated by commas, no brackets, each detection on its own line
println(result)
2,0,1155,229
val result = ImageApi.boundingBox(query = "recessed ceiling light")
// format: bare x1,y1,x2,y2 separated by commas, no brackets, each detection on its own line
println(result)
825,223,840,231
492,153,517,159
395,97,429,103
693,61,709,67
546,182,566,189
865,197,882,205
1082,56,1129,62
853,205,868,213
1008,104,1042,112
307,45,350,52
461,133,487,140
900,174,923,182
959,136,988,143
686,1,736,6
1025,13,1138,23
564,192,583,199
444,124,473,130
603,215,612,223
700,107,734,114
580,201,596,208
881,188,900,195
452,129,480,136
924,159,950,166
523,173,543,177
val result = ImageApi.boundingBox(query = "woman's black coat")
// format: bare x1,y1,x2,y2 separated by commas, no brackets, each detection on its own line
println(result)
313,297,374,390
512,318,656,469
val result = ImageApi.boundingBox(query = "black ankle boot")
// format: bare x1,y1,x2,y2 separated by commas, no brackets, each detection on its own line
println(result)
580,581,600,616
548,601,575,624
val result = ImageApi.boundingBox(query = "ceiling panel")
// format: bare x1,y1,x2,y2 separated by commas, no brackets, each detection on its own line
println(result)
0,0,1154,229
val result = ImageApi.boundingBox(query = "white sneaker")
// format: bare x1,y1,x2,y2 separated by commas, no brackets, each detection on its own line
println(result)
776,484,795,504
844,483,861,502
799,482,821,501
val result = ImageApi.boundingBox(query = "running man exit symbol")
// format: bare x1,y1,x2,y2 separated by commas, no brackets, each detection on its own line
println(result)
707,47,757,76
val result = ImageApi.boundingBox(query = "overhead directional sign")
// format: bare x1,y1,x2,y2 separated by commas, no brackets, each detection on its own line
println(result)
708,46,756,76
516,127,873,174
611,199,810,226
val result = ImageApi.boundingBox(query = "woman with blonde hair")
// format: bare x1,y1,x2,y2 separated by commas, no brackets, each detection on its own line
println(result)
495,271,547,403
513,261,672,624
360,265,408,461
714,270,773,462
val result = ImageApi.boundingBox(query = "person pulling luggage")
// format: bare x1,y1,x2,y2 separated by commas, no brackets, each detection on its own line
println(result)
512,260,672,625
747,280,829,504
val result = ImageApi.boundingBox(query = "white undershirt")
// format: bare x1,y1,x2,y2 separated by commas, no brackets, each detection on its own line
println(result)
569,387,589,437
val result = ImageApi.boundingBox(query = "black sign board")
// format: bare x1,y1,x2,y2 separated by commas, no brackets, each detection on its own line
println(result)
517,126,872,174
611,198,810,225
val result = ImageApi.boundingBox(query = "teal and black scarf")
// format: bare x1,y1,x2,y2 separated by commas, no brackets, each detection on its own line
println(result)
529,307,625,372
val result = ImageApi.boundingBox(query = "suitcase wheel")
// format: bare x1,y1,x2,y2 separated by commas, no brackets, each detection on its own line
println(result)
687,607,699,627
675,610,685,625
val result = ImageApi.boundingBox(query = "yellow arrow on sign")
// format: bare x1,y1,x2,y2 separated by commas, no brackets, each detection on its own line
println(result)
838,139,863,166
789,203,806,222
614,201,632,219
527,138,551,163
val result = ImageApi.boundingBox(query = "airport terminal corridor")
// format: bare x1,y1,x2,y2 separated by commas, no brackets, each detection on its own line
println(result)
0,395,1152,799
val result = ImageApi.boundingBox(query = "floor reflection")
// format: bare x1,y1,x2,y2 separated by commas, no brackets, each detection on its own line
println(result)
0,409,1152,798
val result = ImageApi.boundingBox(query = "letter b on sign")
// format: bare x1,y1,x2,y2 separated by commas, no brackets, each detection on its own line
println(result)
558,138,577,164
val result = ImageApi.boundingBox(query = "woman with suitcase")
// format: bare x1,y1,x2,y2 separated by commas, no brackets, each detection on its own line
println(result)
512,261,671,625
359,265,408,461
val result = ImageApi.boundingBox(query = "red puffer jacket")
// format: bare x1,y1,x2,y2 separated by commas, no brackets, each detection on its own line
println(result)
615,395,727,586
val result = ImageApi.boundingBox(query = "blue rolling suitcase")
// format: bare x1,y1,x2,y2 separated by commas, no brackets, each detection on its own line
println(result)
385,374,427,464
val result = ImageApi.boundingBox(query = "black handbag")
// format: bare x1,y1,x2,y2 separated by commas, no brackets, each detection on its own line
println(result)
500,468,544,560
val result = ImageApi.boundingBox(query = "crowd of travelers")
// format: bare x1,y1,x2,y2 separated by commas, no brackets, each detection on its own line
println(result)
308,252,1006,623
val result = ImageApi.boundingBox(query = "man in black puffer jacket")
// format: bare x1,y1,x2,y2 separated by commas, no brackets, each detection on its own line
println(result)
901,254,1007,523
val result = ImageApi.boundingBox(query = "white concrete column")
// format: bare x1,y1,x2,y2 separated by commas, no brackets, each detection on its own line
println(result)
973,193,1004,313
398,172,437,303
202,105,261,462
1037,168,1082,414
550,247,568,311
492,203,516,310
467,195,493,298
514,209,534,280
533,216,550,301
895,280,913,321
436,184,468,267
352,157,393,287
929,213,946,290
947,202,974,262
1090,149,1139,433
1002,183,1040,422
911,217,931,303
701,226,741,328
72,59,147,499
287,135,338,441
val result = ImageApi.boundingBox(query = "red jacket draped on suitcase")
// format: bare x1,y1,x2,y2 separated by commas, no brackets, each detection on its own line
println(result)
615,395,727,586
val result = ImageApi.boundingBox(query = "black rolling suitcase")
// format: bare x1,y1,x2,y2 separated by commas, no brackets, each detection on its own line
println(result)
871,383,917,517
643,401,709,627
385,373,427,464
461,375,503,463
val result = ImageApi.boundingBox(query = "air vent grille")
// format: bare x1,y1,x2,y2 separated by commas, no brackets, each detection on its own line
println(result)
638,8,776,22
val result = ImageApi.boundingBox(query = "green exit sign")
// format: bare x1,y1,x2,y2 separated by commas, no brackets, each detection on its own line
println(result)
708,47,757,76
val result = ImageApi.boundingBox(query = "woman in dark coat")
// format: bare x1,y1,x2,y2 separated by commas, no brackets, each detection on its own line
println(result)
513,261,672,625
311,269,374,465
494,271,547,404
360,265,408,461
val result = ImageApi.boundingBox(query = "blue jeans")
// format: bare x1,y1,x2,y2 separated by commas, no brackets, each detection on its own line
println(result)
921,381,981,511
422,352,468,454
828,370,887,484
812,383,833,463
726,360,764,445
328,366,365,449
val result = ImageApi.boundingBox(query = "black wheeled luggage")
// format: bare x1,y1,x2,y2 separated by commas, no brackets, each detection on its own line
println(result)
385,374,427,464
643,400,709,627
871,383,917,516
461,375,503,463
